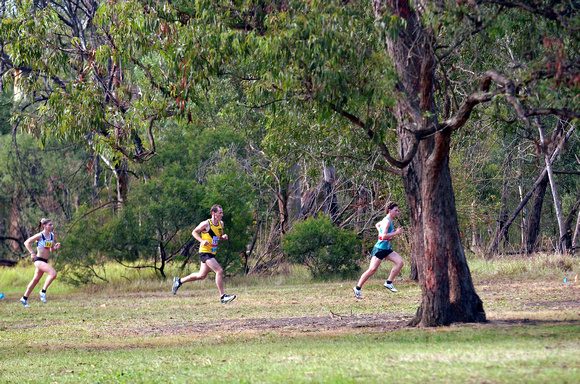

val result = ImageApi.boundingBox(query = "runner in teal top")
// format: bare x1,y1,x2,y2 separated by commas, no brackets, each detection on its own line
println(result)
353,201,405,299
375,217,394,250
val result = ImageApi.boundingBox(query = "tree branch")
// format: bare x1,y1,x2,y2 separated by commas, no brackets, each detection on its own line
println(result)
482,0,580,31
65,200,119,235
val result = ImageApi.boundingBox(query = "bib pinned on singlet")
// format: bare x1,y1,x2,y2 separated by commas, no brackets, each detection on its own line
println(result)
199,219,223,255
37,232,54,249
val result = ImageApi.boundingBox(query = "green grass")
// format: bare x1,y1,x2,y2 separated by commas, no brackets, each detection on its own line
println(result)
0,254,579,383
2,325,578,384
1,318,578,383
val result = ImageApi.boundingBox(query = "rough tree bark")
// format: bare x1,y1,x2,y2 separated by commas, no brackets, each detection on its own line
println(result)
373,0,485,326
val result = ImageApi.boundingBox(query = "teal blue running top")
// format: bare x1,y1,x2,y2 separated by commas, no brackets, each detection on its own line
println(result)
375,218,394,250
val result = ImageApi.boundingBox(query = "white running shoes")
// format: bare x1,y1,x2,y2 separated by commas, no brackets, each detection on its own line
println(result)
384,282,398,293
220,294,236,304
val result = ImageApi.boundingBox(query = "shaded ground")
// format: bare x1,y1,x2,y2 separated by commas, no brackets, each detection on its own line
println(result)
110,300,580,339
123,312,415,338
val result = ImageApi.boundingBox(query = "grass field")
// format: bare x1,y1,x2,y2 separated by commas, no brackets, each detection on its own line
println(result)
0,255,579,383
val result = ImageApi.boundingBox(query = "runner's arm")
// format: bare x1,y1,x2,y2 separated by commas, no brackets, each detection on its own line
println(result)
24,233,41,259
192,221,211,245
220,221,228,240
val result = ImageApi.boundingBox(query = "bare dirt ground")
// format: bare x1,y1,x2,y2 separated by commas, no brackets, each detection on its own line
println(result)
7,279,578,345
121,301,580,339
125,312,415,338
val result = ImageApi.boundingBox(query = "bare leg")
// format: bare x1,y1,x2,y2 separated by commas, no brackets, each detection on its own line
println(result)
203,258,225,296
386,251,404,282
37,262,58,291
181,262,211,283
24,267,44,297
356,256,382,288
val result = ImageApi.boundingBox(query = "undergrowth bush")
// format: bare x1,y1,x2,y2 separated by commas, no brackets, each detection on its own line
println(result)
281,215,362,279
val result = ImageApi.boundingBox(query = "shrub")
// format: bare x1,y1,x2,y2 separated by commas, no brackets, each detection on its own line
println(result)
281,214,362,278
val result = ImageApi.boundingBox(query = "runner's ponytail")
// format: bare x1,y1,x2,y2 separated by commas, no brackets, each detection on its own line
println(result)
35,218,50,231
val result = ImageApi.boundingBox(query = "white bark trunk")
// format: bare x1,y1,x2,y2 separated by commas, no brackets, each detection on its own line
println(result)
573,211,580,253
536,119,566,252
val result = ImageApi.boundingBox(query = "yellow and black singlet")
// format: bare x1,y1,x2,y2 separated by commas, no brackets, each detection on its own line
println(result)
199,219,223,255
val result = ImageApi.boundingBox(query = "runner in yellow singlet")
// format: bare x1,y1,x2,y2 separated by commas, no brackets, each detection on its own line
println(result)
172,205,236,304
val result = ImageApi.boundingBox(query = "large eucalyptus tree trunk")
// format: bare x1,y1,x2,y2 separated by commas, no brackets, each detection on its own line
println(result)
374,0,485,326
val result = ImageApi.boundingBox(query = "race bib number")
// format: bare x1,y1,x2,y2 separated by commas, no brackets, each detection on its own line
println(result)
45,241,53,248
211,236,220,253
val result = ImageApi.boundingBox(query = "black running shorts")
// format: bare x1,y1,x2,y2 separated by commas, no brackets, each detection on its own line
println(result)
370,247,394,260
199,253,216,263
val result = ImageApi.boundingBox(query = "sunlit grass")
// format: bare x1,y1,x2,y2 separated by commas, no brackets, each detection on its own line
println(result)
0,320,578,383
468,252,579,281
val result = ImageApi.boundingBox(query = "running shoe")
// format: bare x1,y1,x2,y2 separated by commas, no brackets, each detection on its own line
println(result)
20,297,30,308
40,292,46,303
384,282,398,293
353,286,362,299
172,277,182,295
220,294,236,304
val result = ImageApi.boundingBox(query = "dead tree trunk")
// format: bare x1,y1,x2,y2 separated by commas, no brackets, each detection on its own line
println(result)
470,200,482,253
9,187,23,254
573,207,580,254
287,164,302,224
524,124,563,254
98,154,128,208
524,173,549,253
489,124,575,253
492,151,512,251
565,192,580,254
536,118,567,252
92,155,101,206
115,160,129,208
323,165,338,223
